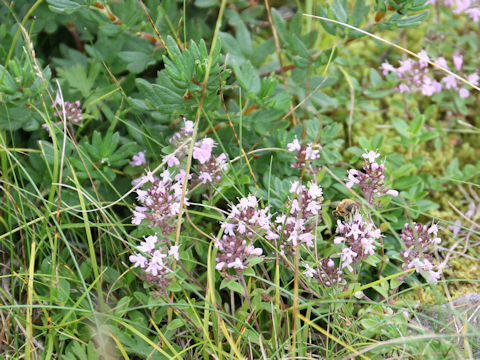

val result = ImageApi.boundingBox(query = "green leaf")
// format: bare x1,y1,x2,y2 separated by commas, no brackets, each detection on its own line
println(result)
445,158,462,178
249,256,264,267
372,134,384,150
114,297,131,316
235,21,252,58
119,51,154,74
372,282,389,298
409,114,425,135
397,12,429,28
317,6,337,35
331,0,348,23
232,61,260,95
47,0,86,13
0,65,16,93
358,137,370,150
166,318,184,332
194,0,218,7
220,278,244,295
392,118,410,137
418,131,439,143
393,175,421,190
390,277,403,289
353,0,370,27
369,68,383,88
392,164,416,178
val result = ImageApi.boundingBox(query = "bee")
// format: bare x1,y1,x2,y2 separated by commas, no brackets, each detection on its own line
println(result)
332,199,358,218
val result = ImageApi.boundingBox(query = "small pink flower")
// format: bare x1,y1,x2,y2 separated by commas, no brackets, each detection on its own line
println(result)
459,88,470,98
380,61,396,75
308,183,323,198
467,7,480,21
386,189,399,197
452,53,463,71
304,264,316,278
130,151,147,167
397,83,410,93
130,254,148,268
168,245,180,260
167,155,180,167
442,75,457,89
341,247,357,272
138,235,158,253
454,0,472,13
184,119,194,133
52,91,63,108
198,172,213,184
434,57,448,69
362,151,380,163
132,206,148,225
428,223,438,235
193,138,215,164
417,50,430,68
287,137,301,152
228,258,246,270
467,72,480,86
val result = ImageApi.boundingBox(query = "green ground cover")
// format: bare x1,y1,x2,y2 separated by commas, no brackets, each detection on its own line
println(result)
0,0,479,358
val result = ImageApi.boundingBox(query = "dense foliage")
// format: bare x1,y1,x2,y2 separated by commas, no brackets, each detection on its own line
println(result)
0,0,479,358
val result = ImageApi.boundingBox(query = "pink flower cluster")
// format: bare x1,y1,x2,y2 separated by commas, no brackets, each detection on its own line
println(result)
216,195,267,271
440,53,479,98
427,0,480,22
196,152,227,184
346,151,398,206
303,258,344,287
266,181,324,254
132,169,188,234
53,100,83,124
287,137,321,174
131,120,229,229
166,119,227,185
381,51,478,98
400,222,443,283
129,234,179,293
43,92,83,133
334,213,382,272
129,119,230,289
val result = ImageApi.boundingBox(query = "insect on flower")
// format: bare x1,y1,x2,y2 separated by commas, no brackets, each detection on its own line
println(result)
332,199,358,218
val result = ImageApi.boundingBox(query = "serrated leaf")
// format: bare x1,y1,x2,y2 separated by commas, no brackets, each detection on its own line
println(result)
232,61,260,95
119,51,154,74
